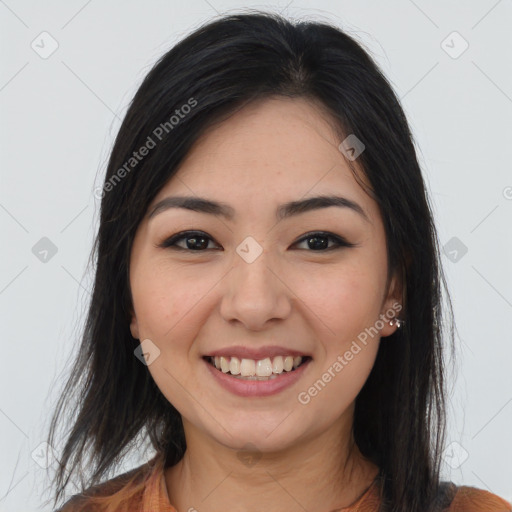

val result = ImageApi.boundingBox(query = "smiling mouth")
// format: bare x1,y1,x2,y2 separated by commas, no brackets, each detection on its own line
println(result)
203,355,311,380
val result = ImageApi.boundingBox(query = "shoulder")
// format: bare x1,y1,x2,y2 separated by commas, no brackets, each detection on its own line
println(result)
447,484,511,511
53,461,151,512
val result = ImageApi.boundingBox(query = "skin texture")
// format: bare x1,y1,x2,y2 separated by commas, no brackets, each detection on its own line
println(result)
129,96,403,512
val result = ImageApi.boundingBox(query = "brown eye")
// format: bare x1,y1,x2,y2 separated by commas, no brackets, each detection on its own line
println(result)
157,230,356,253
158,231,221,251
293,232,356,251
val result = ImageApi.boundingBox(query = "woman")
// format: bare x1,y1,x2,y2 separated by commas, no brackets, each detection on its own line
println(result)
46,11,511,512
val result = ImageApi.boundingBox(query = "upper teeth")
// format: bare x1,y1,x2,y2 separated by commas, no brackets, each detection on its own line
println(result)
212,355,303,376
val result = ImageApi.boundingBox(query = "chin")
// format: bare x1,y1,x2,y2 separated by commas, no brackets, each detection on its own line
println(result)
207,415,304,453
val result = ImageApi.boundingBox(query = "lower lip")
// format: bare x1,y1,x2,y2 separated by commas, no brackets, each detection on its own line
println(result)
204,357,312,397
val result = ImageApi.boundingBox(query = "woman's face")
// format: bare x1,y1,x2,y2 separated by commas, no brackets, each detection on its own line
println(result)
129,96,401,452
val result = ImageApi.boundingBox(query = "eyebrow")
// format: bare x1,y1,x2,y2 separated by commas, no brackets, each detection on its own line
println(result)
147,194,370,223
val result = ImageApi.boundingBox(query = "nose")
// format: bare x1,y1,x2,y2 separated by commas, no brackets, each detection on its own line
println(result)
219,249,292,331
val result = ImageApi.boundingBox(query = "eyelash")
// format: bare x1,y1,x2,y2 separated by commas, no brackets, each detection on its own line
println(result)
156,230,357,252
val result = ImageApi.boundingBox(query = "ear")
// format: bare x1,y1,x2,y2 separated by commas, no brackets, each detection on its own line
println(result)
379,271,404,338
130,308,140,340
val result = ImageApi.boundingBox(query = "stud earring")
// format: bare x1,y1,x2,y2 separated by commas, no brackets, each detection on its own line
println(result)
389,318,404,328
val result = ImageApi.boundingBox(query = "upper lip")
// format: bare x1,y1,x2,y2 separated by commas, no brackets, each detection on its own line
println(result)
204,345,311,360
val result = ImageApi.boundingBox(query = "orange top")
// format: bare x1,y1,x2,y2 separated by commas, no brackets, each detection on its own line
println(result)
57,453,512,512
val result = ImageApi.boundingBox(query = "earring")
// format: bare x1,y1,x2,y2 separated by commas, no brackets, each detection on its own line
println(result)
389,318,404,328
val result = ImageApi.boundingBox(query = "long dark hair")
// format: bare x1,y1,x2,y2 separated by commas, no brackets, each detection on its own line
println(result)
46,11,456,511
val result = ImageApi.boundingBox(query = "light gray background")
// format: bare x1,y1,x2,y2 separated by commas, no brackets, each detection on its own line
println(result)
1,1,511,510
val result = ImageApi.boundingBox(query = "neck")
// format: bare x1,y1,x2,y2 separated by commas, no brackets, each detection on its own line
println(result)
164,413,379,512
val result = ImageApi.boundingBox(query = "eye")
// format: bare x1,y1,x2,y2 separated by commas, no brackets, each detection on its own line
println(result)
157,230,356,252
157,231,221,251
293,231,357,251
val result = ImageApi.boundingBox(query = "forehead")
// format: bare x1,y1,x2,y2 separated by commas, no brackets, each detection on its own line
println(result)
152,96,379,225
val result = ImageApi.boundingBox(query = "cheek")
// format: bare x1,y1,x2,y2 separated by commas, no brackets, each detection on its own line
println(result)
298,263,382,339
299,274,382,412
131,259,217,343
313,343,379,414
130,262,212,409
